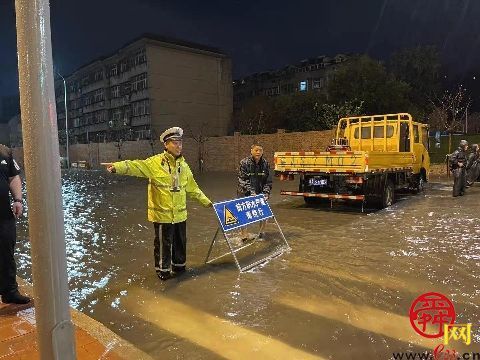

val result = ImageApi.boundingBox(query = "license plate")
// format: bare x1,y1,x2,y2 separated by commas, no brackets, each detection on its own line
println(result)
309,178,327,186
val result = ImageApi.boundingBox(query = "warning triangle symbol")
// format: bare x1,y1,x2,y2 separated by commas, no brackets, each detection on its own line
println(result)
224,206,238,225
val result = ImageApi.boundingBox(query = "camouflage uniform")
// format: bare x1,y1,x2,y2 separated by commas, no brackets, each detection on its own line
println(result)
450,145,468,197
466,144,480,186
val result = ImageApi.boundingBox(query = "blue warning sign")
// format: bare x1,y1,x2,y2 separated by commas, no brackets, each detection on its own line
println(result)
213,194,274,232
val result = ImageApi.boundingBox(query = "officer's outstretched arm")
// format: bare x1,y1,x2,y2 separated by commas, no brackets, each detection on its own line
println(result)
112,157,157,178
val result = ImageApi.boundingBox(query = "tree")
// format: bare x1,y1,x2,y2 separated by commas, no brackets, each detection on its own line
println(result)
235,96,277,134
328,55,412,115
429,85,471,152
389,46,442,119
318,100,364,130
430,85,471,133
273,91,327,131
185,123,209,173
147,128,158,156
466,112,480,134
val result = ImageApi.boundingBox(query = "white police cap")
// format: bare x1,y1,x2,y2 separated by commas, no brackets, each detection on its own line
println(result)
160,127,183,142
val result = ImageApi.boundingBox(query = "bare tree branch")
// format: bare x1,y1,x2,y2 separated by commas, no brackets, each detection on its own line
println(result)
429,85,471,132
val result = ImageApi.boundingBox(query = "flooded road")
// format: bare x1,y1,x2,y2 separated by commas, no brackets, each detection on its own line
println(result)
15,171,480,359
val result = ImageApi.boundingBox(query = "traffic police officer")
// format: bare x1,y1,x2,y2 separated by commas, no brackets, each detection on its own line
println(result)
106,127,212,280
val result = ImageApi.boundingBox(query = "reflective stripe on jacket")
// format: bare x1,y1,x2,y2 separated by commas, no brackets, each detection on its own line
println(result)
113,151,211,223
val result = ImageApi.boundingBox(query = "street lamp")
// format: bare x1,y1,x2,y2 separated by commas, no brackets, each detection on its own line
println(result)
55,71,69,168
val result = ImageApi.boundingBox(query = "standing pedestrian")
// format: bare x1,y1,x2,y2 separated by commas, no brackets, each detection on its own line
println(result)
450,139,468,197
0,145,30,304
466,144,480,186
105,127,212,280
237,144,272,240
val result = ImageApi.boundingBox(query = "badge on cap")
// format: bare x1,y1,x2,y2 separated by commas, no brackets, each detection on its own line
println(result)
160,127,183,142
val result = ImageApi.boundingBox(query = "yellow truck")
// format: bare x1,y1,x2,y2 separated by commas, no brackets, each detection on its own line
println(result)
274,113,430,209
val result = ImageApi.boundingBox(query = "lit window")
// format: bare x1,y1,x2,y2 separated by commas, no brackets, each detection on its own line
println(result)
299,81,307,91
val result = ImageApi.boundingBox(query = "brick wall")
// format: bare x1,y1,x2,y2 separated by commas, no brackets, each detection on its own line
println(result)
11,129,334,172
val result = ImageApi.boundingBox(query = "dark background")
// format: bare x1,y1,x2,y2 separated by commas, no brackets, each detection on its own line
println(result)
1,0,479,108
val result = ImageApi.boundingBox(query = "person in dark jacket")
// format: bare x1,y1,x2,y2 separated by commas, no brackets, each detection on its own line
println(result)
450,139,468,197
237,144,272,198
466,144,480,186
0,145,30,304
237,144,272,240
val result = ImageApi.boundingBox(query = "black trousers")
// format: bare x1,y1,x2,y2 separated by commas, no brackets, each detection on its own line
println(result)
154,221,187,273
453,167,466,197
0,217,18,295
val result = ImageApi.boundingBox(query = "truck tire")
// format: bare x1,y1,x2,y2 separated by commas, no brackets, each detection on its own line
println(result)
301,177,320,204
381,180,395,208
414,174,425,193
412,169,427,194
303,196,318,205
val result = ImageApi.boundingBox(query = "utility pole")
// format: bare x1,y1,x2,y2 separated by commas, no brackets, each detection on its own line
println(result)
15,0,76,358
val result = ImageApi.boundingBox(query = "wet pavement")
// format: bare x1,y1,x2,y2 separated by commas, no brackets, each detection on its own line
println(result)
14,171,480,359
0,283,149,360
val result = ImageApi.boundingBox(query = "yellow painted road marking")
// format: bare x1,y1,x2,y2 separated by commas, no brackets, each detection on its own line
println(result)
277,294,470,353
290,262,448,296
124,288,324,360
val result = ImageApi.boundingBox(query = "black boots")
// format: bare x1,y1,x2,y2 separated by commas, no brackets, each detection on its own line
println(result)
157,267,186,281
157,270,172,281
1,290,31,304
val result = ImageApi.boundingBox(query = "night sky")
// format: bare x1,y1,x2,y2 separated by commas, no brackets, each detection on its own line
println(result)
1,0,480,98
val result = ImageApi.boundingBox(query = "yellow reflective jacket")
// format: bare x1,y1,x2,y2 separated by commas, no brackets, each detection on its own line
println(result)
113,151,211,224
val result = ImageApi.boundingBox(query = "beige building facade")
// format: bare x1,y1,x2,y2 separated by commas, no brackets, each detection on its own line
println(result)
56,34,232,144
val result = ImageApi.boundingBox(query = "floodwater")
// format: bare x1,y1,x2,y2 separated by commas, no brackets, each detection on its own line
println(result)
15,171,480,359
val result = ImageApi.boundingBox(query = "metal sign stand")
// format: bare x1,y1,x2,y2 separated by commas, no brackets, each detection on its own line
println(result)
205,216,290,273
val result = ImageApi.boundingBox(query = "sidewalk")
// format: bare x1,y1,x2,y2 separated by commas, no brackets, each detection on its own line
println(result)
0,281,152,360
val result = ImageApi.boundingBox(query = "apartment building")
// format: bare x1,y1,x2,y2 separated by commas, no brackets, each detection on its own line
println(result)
55,34,232,144
233,54,350,112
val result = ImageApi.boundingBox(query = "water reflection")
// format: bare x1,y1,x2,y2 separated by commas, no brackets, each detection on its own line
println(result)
14,171,480,358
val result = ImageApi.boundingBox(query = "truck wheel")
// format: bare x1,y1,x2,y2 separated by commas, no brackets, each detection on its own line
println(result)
415,174,425,193
414,170,427,194
381,180,395,208
304,196,319,205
